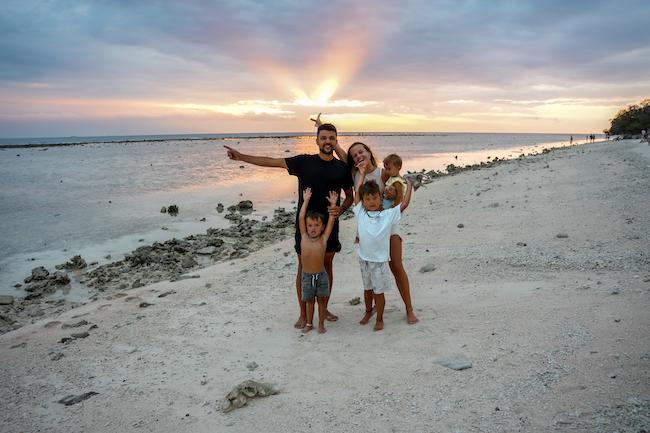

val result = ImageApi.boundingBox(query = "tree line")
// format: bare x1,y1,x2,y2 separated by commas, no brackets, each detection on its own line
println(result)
605,99,650,135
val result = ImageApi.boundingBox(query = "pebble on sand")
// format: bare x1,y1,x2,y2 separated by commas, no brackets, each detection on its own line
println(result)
434,355,473,370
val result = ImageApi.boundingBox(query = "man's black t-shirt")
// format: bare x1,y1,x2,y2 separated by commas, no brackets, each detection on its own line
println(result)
285,154,353,253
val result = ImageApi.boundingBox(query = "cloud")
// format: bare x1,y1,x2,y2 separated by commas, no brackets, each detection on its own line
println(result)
1,0,649,136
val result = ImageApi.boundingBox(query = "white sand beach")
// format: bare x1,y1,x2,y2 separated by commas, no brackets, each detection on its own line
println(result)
1,139,648,432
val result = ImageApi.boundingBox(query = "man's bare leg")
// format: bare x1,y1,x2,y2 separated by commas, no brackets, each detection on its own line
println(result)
359,289,375,325
323,252,338,321
302,299,315,333
373,293,385,331
316,297,327,334
294,255,307,329
389,235,418,324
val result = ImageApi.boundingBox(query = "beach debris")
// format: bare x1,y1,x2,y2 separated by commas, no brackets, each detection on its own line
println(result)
50,352,64,361
516,242,527,247
349,297,361,305
237,200,253,210
57,391,99,406
419,264,436,273
246,362,259,371
221,380,279,413
434,355,473,371
167,204,179,215
22,267,70,300
160,206,167,213
556,233,569,238
457,223,464,228
403,173,423,190
181,255,198,268
488,202,499,208
197,246,218,255
0,295,14,305
61,319,89,329
44,321,61,328
10,342,27,349
24,266,49,283
200,217,206,222
216,203,224,213
446,164,459,174
138,302,154,308
70,331,90,339
55,255,87,270
158,290,176,298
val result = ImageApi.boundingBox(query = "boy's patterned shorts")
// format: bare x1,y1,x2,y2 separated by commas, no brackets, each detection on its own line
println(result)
358,258,392,294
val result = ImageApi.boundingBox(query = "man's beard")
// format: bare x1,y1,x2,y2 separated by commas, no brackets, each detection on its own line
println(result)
320,146,334,155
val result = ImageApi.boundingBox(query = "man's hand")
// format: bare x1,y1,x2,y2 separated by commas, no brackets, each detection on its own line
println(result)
223,145,242,161
328,206,345,217
310,113,323,128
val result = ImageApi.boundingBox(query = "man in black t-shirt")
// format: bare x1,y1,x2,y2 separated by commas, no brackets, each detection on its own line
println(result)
224,124,353,329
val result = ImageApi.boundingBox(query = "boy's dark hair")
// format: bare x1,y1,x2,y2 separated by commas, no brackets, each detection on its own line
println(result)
317,123,337,137
305,210,325,224
383,153,402,169
359,180,381,199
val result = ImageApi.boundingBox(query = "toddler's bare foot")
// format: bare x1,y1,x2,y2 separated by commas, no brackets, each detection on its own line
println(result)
374,320,384,331
406,309,419,324
294,317,306,329
301,323,314,333
359,309,374,325
318,324,326,334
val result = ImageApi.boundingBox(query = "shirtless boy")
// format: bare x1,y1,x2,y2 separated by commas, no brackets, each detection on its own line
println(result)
299,187,339,333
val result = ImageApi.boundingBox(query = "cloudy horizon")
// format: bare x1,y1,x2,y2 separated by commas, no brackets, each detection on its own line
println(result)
1,0,648,138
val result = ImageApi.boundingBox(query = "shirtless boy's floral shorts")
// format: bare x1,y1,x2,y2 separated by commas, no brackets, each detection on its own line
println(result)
358,258,392,294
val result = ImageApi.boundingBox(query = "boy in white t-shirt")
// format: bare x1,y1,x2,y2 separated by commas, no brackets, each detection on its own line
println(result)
352,163,413,331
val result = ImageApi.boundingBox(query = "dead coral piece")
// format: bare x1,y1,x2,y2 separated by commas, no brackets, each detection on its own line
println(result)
221,380,279,413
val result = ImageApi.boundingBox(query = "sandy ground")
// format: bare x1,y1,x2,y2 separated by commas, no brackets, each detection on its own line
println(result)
1,139,648,433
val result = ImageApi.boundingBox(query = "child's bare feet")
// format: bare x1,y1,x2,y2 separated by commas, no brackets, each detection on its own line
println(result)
406,309,419,324
294,317,306,329
373,320,384,331
359,309,374,325
318,324,326,334
301,323,314,333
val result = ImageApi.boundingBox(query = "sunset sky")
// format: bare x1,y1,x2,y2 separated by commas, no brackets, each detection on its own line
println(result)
1,0,649,137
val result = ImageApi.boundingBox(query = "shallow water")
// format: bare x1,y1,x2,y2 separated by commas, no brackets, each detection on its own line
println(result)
0,132,600,293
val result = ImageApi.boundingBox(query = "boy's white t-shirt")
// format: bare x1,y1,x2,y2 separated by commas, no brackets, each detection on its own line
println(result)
352,202,401,262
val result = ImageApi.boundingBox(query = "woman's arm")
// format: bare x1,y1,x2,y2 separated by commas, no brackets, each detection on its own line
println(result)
392,182,404,208
399,181,413,213
354,167,367,205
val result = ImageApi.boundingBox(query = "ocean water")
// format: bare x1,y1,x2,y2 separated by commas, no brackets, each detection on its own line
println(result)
0,132,600,294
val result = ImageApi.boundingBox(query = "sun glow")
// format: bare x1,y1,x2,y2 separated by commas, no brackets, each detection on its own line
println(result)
291,78,339,106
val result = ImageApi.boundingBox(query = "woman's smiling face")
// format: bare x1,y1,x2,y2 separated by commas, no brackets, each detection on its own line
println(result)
349,143,373,166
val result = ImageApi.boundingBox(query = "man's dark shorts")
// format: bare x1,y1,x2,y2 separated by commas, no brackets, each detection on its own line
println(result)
294,227,342,254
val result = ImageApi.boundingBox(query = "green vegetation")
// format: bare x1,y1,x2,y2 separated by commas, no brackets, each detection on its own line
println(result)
605,99,650,135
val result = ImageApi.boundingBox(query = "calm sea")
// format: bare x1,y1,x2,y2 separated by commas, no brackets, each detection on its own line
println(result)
0,132,600,294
